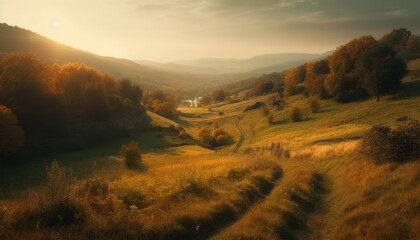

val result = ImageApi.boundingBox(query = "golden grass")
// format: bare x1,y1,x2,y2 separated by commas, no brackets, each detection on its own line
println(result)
313,154,420,240
1,152,282,239
211,159,321,240
2,61,420,239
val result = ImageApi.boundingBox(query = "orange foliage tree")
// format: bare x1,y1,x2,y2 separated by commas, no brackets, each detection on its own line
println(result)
324,36,377,101
283,66,306,96
254,80,274,96
198,95,211,106
304,60,329,97
0,53,144,150
143,89,177,118
0,105,25,155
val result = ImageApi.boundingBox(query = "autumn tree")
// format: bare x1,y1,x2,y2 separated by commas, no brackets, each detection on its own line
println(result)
154,101,177,119
324,35,377,101
0,53,145,151
211,89,225,102
254,80,274,96
304,60,329,97
356,42,407,101
0,53,67,138
119,79,143,106
198,95,211,106
379,28,411,48
283,66,306,96
407,34,420,51
142,89,177,118
0,105,25,156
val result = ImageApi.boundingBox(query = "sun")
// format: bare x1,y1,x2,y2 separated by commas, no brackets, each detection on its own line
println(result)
52,21,60,29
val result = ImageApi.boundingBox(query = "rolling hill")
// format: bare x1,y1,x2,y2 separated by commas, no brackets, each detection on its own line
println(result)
168,52,332,74
0,23,251,90
0,23,333,92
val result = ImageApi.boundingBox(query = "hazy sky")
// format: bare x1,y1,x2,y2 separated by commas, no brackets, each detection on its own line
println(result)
1,0,419,62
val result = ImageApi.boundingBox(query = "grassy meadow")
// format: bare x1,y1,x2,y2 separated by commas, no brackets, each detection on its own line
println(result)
0,60,419,240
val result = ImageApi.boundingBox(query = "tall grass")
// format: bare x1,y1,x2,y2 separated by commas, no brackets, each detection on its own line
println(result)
3,155,282,239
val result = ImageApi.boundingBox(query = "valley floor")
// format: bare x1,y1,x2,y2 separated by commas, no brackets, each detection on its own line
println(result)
1,77,420,239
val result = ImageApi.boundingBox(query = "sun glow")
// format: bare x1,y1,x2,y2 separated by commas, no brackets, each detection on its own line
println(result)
52,21,60,29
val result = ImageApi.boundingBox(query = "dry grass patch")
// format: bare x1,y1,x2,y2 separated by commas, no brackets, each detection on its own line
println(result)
2,155,282,239
212,159,322,240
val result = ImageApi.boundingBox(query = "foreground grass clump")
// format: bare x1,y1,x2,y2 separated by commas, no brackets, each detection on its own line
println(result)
212,160,322,240
359,120,420,163
120,141,142,167
3,161,89,239
2,154,281,239
318,153,420,240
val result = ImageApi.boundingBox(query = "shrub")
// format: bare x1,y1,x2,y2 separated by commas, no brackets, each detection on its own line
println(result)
216,135,231,146
359,125,393,163
307,97,320,113
120,141,141,167
200,133,215,147
122,191,147,209
212,128,227,139
288,107,302,122
197,127,210,138
359,120,420,163
197,126,232,147
84,177,109,196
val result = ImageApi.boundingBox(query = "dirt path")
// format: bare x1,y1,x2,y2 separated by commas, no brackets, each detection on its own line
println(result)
304,172,335,240
233,118,245,153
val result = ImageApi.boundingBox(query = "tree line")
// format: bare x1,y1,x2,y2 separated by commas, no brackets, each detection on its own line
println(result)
283,28,419,102
0,53,145,157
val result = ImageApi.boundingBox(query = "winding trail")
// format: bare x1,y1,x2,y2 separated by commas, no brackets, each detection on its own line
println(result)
304,172,334,240
233,118,245,153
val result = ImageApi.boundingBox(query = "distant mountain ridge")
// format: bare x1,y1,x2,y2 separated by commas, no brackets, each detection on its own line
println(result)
0,23,332,90
0,23,242,90
167,52,333,74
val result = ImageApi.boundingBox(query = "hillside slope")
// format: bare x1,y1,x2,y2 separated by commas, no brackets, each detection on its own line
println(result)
0,23,242,90
170,52,332,74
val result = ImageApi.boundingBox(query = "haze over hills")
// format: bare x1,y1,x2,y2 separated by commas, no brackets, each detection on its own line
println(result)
136,52,333,75
0,23,331,91
0,23,250,90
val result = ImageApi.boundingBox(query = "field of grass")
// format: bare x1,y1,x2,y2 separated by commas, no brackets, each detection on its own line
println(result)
0,60,419,239
1,148,283,239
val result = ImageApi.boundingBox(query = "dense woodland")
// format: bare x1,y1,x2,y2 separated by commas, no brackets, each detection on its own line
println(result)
0,53,147,157
209,28,420,103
